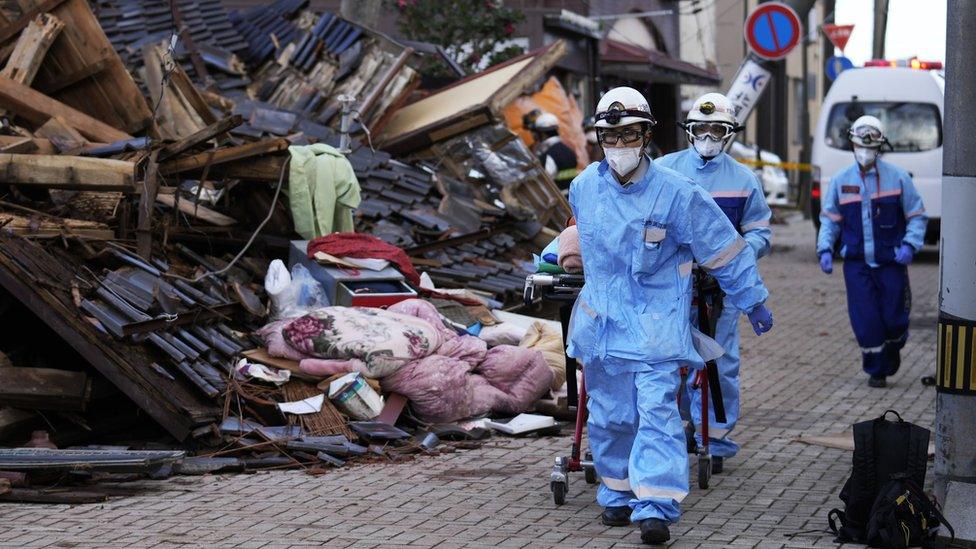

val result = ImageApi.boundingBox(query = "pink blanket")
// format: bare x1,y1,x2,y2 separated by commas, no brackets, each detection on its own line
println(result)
258,299,553,423
558,225,582,273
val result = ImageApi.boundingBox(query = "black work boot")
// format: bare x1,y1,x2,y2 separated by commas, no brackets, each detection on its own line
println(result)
601,506,631,526
869,375,887,388
712,456,724,474
639,518,670,544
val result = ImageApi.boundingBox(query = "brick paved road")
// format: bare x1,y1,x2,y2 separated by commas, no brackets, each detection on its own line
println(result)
0,212,940,548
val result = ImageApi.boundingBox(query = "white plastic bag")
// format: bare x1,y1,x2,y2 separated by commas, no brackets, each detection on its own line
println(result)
264,260,330,320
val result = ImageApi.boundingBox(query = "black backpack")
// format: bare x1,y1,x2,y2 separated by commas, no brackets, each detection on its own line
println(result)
827,410,953,547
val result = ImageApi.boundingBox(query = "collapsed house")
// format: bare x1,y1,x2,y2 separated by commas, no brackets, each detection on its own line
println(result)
0,0,573,502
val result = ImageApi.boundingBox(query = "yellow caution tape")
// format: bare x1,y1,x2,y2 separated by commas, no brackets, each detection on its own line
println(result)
735,158,813,172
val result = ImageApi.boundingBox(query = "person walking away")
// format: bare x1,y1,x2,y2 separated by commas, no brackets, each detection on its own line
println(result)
568,86,774,544
531,111,578,190
657,92,773,475
816,115,927,388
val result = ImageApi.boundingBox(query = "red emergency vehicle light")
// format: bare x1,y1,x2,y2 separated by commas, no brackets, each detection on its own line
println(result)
863,58,943,70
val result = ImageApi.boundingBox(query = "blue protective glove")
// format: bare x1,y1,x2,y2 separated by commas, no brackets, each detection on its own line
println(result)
819,252,833,274
894,244,915,266
747,304,773,335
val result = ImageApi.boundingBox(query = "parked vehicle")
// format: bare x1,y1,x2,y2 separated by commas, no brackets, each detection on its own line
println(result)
728,141,791,207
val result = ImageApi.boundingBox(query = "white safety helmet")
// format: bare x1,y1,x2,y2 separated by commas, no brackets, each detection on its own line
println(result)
686,93,737,125
533,112,560,131
848,115,886,148
594,87,656,129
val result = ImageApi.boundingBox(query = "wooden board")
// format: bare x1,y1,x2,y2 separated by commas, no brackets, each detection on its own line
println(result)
35,115,87,153
0,154,134,191
0,212,114,240
159,138,290,176
0,75,132,142
0,135,63,154
156,194,237,227
11,0,152,134
0,367,89,411
378,41,566,154
241,348,320,382
794,431,936,457
0,13,63,85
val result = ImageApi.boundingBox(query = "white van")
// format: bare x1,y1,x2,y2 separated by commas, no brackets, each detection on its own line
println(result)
810,65,944,244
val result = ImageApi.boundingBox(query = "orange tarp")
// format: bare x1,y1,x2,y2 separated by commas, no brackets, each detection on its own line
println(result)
503,76,589,169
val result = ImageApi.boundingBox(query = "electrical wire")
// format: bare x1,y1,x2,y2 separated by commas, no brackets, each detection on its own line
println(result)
163,156,291,284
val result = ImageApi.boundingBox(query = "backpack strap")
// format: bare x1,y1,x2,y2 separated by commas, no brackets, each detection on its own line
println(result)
905,423,931,486
854,419,878,499
904,479,956,542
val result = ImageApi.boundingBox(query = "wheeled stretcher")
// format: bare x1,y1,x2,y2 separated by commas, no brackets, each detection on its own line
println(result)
523,269,725,505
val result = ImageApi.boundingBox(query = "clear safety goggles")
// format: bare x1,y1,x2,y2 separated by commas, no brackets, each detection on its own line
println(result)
684,121,736,140
849,126,885,147
597,127,645,146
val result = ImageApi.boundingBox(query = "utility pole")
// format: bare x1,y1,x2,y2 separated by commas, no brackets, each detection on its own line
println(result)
871,0,889,59
936,0,976,544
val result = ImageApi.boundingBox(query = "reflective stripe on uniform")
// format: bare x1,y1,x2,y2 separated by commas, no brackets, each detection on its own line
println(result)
839,195,862,205
711,190,750,198
907,209,925,218
822,211,843,222
874,189,902,199
601,475,631,492
740,220,770,232
633,485,688,502
861,343,885,354
701,237,746,270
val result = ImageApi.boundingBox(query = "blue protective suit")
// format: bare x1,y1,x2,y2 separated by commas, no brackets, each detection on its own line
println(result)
568,157,769,523
817,159,927,377
656,148,772,459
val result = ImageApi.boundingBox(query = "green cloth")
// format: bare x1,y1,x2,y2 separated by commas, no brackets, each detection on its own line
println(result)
536,262,565,274
287,144,361,239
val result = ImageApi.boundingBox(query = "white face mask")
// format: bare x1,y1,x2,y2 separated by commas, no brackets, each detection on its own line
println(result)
693,136,724,159
604,146,643,175
854,146,879,168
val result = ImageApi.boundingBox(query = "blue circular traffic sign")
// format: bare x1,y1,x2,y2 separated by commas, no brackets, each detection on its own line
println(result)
825,55,854,81
745,2,802,60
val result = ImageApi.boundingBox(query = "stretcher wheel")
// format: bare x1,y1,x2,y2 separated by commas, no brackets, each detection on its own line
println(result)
698,454,711,489
523,285,533,306
551,480,567,505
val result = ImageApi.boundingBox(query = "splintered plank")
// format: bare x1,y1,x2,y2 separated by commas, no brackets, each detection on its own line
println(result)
0,154,135,191
159,138,291,176
0,76,131,142
0,13,63,85
0,212,114,240
10,0,152,134
155,194,237,227
34,115,87,153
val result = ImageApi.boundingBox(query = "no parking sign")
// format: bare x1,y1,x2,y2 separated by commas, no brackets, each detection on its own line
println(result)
744,2,802,61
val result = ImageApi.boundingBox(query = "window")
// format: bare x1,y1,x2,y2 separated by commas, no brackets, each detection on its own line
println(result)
825,102,942,152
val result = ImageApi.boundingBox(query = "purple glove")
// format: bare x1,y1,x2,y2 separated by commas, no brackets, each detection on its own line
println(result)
819,252,833,274
747,304,773,335
894,244,914,265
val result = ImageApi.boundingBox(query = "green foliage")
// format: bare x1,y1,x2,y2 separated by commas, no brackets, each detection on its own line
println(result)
392,0,526,78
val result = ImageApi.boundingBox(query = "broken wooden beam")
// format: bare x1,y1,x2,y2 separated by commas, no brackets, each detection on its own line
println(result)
155,193,237,227
34,115,87,153
0,0,68,45
0,76,132,142
0,154,135,191
189,154,289,182
0,13,64,85
0,137,37,153
0,367,90,411
0,135,58,154
157,114,243,161
0,212,114,240
159,138,290,176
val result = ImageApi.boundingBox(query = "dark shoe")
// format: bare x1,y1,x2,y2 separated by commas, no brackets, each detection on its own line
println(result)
869,376,888,388
639,518,671,544
684,422,697,454
601,506,631,526
712,456,724,474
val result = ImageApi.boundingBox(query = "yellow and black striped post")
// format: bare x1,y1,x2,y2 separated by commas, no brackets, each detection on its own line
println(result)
937,316,976,395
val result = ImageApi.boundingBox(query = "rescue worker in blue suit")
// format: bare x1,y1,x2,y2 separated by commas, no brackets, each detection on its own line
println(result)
568,87,774,544
657,93,773,475
817,115,927,388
